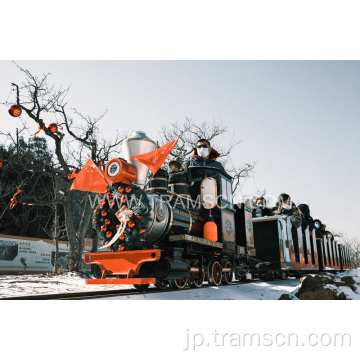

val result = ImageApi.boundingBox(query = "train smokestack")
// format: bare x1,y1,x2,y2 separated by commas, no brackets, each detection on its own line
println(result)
121,131,156,188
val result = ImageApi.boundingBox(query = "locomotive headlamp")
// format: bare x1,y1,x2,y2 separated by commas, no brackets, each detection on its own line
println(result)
105,158,137,185
169,155,184,172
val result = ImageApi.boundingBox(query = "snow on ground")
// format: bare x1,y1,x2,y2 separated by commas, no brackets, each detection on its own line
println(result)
331,269,360,299
285,269,360,300
97,279,301,300
0,272,300,300
0,272,133,299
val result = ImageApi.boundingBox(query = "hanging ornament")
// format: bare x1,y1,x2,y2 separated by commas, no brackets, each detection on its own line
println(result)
101,225,107,232
116,224,121,230
109,199,115,207
97,205,101,210
137,215,143,220
118,245,125,251
125,186,133,193
128,220,135,228
100,198,107,206
106,231,113,238
105,219,111,225
121,196,127,204
8,105,22,117
139,228,146,234
48,123,58,133
101,210,107,217
105,189,111,196
0,160,2,168
118,186,124,193
10,189,21,209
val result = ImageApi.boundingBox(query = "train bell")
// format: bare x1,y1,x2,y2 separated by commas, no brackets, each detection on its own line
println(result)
169,156,183,172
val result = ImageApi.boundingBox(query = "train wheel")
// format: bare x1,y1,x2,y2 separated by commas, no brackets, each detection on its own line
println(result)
155,280,168,290
189,260,205,288
92,264,103,279
169,278,188,289
207,260,222,286
134,284,150,291
221,262,233,285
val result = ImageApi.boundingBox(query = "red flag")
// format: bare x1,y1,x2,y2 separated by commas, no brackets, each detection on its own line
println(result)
130,138,178,174
70,159,109,193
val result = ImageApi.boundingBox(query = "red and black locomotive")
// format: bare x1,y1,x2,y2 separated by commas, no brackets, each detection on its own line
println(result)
84,131,352,290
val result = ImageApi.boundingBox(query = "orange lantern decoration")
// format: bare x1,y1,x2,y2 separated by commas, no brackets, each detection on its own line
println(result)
101,225,107,232
48,123,58,133
106,231,113,238
125,186,132,193
118,186,125,193
101,210,107,217
128,221,135,228
8,105,22,117
109,199,115,207
118,245,125,251
105,219,110,225
137,215,143,220
105,189,111,196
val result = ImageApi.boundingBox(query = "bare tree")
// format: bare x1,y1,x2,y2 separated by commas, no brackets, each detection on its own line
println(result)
341,237,360,269
160,117,255,193
1,62,127,271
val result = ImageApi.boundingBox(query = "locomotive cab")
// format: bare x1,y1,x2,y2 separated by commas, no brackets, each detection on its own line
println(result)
186,166,236,253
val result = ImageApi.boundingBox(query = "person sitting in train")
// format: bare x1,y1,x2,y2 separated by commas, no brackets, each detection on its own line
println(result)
270,193,302,228
297,204,315,231
313,219,326,237
252,196,272,217
185,139,226,173
292,202,308,231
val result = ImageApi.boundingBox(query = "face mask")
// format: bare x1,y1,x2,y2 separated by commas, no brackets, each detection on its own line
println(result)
197,147,209,158
283,205,291,211
315,224,320,229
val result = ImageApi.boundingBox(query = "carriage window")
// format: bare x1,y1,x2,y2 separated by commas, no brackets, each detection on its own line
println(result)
221,177,229,202
201,177,217,209
227,180,233,204
220,177,233,205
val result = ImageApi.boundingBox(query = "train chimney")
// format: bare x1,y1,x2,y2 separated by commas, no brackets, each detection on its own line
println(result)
121,131,156,188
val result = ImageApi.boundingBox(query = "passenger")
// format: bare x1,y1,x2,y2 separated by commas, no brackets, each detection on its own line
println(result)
185,139,226,173
252,196,272,217
292,202,308,231
271,193,302,228
297,204,315,231
313,219,326,237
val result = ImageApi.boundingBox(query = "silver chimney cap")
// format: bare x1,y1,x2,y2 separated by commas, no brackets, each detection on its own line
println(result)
121,131,156,188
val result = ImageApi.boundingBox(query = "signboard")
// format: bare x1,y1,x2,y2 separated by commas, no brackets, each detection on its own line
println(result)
0,235,94,274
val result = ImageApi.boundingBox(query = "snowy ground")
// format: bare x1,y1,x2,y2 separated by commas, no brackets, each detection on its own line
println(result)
286,269,360,300
98,279,300,300
1,270,359,300
0,272,300,300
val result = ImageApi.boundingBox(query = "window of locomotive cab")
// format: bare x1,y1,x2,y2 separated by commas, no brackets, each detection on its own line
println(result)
221,176,233,206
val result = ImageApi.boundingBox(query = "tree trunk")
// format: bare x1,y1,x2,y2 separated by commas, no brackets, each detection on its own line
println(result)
64,191,93,271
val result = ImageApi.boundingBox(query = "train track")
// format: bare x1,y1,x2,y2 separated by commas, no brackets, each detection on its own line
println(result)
0,281,251,300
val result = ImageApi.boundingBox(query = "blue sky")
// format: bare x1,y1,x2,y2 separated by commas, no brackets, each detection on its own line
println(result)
1,60,359,239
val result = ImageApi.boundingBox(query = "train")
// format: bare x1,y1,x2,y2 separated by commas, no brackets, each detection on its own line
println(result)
84,131,352,290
